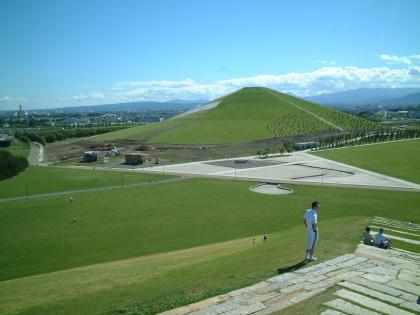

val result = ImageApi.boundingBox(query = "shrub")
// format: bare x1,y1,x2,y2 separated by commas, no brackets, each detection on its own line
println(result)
0,151,29,180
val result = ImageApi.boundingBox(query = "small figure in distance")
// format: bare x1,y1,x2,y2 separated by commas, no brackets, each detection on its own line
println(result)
70,196,73,203
252,238,256,245
373,228,391,249
263,232,268,243
362,226,373,245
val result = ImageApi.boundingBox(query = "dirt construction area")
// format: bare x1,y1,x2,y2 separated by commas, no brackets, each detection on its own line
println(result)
132,152,420,191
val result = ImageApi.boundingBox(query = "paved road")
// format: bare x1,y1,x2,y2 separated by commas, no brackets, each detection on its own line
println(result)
0,176,193,203
265,89,345,131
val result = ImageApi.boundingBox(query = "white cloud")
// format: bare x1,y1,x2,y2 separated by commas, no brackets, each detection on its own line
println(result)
380,53,420,65
60,65,420,105
316,59,336,65
0,96,27,102
70,92,106,101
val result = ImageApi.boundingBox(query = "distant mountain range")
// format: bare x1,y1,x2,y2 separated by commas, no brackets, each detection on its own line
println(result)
54,100,206,113
22,100,206,113
305,88,420,109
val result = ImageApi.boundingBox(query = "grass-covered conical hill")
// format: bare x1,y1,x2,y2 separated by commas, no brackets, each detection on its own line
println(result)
94,87,381,144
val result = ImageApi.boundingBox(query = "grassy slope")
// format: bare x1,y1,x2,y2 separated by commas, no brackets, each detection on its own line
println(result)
0,166,172,198
0,140,29,158
0,217,368,315
1,178,419,283
93,87,378,144
311,139,420,184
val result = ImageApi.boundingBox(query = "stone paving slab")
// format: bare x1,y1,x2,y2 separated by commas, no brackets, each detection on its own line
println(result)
159,244,419,315
324,298,381,315
400,301,420,313
338,281,404,304
347,277,418,302
334,289,415,315
387,279,420,296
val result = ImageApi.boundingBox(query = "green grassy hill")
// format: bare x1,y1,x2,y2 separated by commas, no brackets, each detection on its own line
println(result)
94,87,381,144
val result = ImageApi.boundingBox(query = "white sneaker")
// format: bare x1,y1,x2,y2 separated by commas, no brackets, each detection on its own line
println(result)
309,256,317,261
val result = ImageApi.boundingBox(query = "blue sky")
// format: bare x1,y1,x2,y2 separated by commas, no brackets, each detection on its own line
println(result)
1,0,420,109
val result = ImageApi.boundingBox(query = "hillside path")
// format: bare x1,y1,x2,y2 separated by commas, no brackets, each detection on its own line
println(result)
265,89,345,131
28,142,44,165
160,241,420,315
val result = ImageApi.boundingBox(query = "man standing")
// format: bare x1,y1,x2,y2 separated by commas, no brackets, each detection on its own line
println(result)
303,201,320,261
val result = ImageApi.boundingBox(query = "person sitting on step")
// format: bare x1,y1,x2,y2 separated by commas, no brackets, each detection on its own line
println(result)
373,228,391,249
362,226,373,245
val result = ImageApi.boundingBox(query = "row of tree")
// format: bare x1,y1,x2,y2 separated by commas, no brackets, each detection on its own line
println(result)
0,150,29,180
257,141,294,158
314,128,420,151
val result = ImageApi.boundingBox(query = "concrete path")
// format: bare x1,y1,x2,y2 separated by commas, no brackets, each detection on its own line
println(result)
0,176,191,202
160,217,419,315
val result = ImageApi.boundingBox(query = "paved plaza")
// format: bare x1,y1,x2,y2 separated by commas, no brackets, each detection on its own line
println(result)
160,217,420,315
137,152,420,191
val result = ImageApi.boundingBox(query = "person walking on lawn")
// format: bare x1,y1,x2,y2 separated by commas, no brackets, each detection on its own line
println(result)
304,201,320,261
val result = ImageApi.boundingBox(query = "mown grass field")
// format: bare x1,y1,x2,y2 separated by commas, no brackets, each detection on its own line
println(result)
0,140,29,158
0,176,419,314
0,166,172,198
311,138,420,184
93,87,380,144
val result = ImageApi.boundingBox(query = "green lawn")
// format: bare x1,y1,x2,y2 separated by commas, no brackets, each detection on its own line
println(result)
0,177,419,314
93,87,379,144
0,166,172,199
311,138,420,184
0,140,29,158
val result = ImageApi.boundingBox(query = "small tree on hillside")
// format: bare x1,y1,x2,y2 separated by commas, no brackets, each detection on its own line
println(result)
278,145,285,156
283,141,294,155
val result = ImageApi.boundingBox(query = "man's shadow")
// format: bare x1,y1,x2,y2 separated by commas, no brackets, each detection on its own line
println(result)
277,260,308,274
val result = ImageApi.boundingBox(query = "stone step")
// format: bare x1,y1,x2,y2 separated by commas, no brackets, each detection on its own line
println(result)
320,309,346,315
334,289,415,315
374,217,420,228
338,281,404,304
324,298,380,315
385,234,420,245
371,221,420,233
347,276,418,302
392,247,420,257
370,225,420,237
400,302,420,313
387,279,420,296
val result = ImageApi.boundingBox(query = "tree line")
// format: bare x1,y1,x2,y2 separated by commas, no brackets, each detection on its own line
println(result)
13,125,128,146
0,150,29,180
